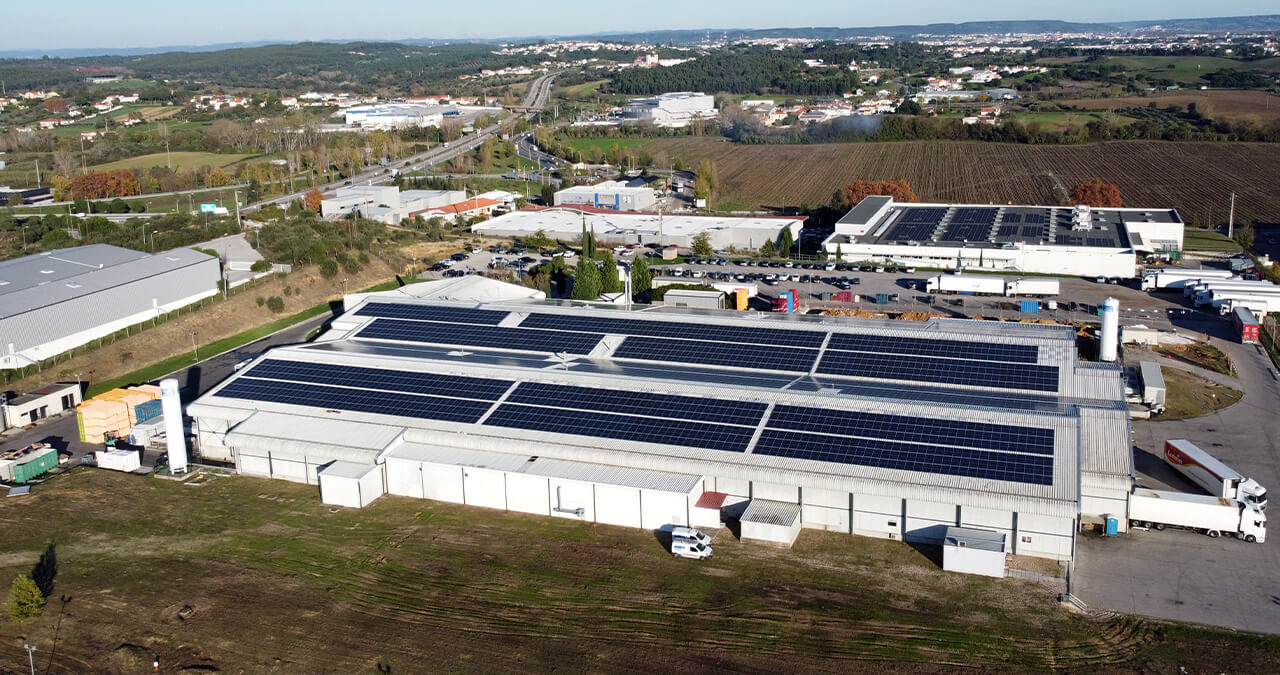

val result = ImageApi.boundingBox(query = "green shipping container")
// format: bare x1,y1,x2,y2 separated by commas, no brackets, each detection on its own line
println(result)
12,449,58,483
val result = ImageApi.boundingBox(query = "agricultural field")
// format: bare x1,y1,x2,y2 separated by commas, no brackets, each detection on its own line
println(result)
1058,90,1280,122
90,151,258,173
3,468,1280,672
563,136,653,155
644,138,1280,225
1101,55,1244,85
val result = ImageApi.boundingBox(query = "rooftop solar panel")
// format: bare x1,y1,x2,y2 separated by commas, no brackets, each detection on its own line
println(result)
996,225,1019,237
1020,225,1045,238
483,404,756,452
940,220,993,242
242,359,512,400
767,405,1055,455
752,429,1054,485
355,302,508,325
951,208,998,225
899,207,947,224
519,313,827,348
507,382,767,426
826,333,1040,364
1086,237,1115,248
816,350,1060,392
357,318,603,355
613,337,818,373
216,378,494,423
1002,213,1023,224
1023,213,1045,224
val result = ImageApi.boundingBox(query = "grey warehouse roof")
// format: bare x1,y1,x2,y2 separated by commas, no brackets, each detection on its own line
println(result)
189,294,1133,516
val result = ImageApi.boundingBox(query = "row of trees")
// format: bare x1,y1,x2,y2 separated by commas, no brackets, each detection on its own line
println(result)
68,169,142,199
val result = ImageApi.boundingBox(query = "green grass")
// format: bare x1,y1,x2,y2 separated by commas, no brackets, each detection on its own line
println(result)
1103,55,1244,84
1160,366,1243,419
1183,227,1243,253
563,137,652,155
90,151,257,173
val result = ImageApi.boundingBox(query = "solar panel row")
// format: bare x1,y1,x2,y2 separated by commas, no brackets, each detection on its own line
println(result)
767,405,1055,455
1002,213,1023,224
519,313,826,348
753,429,1054,485
613,337,818,373
357,318,604,355
996,225,1020,237
951,208,998,225
355,302,509,325
940,220,992,242
483,404,756,452
816,350,1060,392
507,381,767,426
1020,225,1045,238
243,359,513,400
826,333,1039,364
217,378,494,423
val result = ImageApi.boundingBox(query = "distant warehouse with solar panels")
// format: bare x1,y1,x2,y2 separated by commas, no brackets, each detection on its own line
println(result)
825,196,1184,278
187,286,1133,561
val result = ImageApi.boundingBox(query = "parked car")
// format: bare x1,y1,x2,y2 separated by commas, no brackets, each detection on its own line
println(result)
671,526,712,546
671,538,713,560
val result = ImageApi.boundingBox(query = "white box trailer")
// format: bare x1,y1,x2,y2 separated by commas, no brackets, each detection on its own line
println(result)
1213,295,1280,315
1193,285,1280,305
1186,280,1277,298
1164,439,1267,509
1138,362,1166,413
1129,488,1265,542
1142,269,1234,291
1004,279,1059,297
925,275,1006,295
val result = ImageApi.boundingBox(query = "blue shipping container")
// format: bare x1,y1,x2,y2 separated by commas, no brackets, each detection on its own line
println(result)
134,399,163,424
1020,300,1040,314
875,293,890,304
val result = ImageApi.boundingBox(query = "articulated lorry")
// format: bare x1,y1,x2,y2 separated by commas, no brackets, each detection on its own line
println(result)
1129,488,1265,542
1165,439,1267,509
1185,279,1279,299
1215,295,1280,316
1142,269,1234,291
924,275,1060,297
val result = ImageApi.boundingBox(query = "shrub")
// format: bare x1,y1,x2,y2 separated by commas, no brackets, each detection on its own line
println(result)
255,296,266,307
7,574,45,621
283,285,293,297
319,259,339,279
250,259,271,273
265,296,285,313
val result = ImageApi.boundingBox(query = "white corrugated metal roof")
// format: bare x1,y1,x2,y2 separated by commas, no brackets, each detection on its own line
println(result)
741,499,801,527
1077,407,1134,477
384,444,532,472
319,461,379,480
944,526,1006,552
230,411,404,451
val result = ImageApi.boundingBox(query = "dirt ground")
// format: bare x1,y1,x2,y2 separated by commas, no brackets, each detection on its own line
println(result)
1,470,1278,673
4,253,403,395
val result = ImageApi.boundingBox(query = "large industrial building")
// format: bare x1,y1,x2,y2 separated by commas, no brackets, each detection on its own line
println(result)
824,196,1184,278
554,181,657,212
473,207,803,251
320,186,465,223
188,291,1132,561
621,92,718,127
342,104,446,130
0,245,220,370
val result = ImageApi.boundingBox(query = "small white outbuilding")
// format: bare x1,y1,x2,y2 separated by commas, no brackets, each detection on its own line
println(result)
739,499,802,546
318,461,385,509
942,526,1006,578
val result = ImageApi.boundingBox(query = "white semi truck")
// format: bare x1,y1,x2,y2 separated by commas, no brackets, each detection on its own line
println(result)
1142,269,1234,291
1186,280,1279,299
925,275,1006,295
1164,439,1267,509
1004,279,1060,297
1215,295,1280,316
1192,285,1280,306
1129,488,1266,542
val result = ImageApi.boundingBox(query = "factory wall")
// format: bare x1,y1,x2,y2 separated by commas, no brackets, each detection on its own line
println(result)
822,240,1136,278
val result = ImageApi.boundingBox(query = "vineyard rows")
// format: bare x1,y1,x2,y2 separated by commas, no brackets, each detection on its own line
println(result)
645,139,1280,226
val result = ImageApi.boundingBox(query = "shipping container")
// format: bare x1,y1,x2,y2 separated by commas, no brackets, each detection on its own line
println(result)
1020,300,1040,314
834,291,852,302
0,444,58,483
875,293,890,305
134,399,163,424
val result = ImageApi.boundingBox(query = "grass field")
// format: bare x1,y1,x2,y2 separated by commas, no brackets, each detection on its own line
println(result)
1183,228,1244,253
3,468,1279,672
564,137,653,155
643,138,1280,226
90,151,257,173
1101,55,1243,85
1058,90,1280,122
1159,366,1244,419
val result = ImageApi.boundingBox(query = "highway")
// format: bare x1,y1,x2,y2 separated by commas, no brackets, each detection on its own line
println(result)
246,73,557,212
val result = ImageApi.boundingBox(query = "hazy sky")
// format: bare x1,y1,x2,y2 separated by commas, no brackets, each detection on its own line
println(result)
4,0,1276,50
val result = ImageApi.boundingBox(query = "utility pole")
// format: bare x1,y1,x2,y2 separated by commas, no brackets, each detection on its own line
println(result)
23,643,36,675
234,190,242,230
1227,192,1236,239
34,159,40,187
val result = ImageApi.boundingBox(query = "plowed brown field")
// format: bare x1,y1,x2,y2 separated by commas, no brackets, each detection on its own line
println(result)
647,139,1280,226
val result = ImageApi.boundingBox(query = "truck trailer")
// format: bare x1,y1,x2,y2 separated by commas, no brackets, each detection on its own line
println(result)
1004,279,1060,297
1192,284,1280,305
1138,362,1166,414
1164,439,1267,509
1129,488,1265,542
1232,306,1260,343
1212,295,1280,316
1185,279,1278,298
925,275,1006,295
1142,269,1234,291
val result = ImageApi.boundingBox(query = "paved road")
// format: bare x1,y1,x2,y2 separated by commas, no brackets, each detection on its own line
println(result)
0,311,333,465
1074,317,1280,634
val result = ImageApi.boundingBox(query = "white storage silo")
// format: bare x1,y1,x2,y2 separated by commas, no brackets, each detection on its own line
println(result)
159,378,188,474
1099,297,1119,362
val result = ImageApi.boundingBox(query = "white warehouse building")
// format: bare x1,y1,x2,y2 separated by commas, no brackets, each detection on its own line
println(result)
621,92,718,127
473,207,804,251
824,196,1184,278
342,104,446,130
554,181,657,212
0,245,220,370
187,292,1133,562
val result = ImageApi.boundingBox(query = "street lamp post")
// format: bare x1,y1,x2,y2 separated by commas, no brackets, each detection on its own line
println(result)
189,331,198,362
151,230,158,251
24,643,36,675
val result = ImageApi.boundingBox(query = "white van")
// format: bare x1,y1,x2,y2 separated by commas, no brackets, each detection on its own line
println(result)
671,539,713,560
671,526,711,546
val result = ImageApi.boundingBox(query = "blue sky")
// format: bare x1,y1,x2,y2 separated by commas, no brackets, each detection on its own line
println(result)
3,0,1276,50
